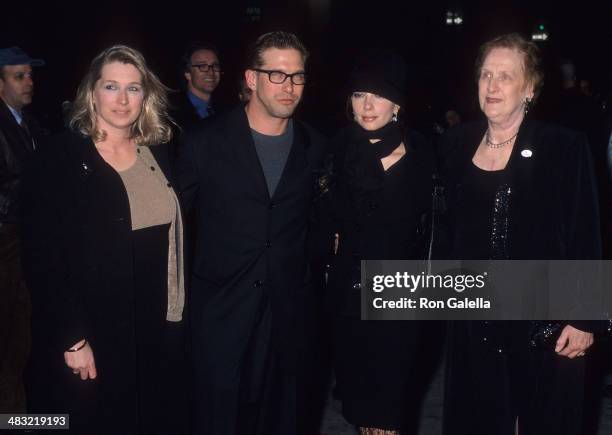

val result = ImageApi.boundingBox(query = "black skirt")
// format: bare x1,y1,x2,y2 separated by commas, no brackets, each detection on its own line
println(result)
132,224,188,435
333,316,424,430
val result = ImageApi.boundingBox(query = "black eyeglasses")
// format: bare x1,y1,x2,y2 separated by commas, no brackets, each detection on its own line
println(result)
190,63,222,73
253,68,306,85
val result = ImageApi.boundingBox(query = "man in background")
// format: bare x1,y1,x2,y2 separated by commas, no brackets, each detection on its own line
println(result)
174,42,222,128
0,46,45,412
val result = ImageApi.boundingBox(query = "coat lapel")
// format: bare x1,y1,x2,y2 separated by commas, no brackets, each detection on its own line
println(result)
445,120,486,201
64,133,102,180
148,143,172,182
507,120,538,257
63,132,133,226
0,100,34,155
226,107,271,199
507,120,537,194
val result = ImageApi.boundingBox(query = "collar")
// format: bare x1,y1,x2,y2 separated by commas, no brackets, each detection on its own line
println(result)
187,90,212,119
4,101,23,125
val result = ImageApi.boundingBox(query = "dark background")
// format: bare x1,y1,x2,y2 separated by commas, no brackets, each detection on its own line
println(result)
1,0,610,134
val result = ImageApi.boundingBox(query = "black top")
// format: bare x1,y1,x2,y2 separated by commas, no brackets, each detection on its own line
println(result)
453,163,512,260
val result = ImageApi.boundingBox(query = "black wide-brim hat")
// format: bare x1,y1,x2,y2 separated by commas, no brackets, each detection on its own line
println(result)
349,50,407,107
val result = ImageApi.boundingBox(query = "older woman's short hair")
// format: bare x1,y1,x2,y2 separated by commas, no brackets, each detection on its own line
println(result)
475,33,544,101
69,45,173,145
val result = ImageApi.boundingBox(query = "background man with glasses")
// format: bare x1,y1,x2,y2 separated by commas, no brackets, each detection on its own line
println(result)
175,42,223,127
177,31,326,434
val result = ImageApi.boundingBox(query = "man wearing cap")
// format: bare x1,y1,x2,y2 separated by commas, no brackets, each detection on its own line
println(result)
0,46,44,412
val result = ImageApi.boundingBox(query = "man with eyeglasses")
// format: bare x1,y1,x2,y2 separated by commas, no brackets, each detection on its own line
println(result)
177,31,327,435
175,43,222,127
0,46,45,413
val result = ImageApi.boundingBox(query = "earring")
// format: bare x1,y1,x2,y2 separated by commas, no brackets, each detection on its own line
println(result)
392,112,398,122
524,97,532,115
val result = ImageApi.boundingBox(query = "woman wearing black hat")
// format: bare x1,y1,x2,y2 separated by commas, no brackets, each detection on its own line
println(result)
319,51,435,434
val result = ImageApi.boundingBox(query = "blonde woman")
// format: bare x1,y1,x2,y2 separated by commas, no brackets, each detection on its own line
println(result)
22,46,187,435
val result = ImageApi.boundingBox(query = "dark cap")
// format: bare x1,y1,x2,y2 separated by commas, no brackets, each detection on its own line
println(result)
0,47,45,68
349,50,407,107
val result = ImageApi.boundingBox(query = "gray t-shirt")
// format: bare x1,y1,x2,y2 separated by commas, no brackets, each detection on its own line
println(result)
251,120,293,196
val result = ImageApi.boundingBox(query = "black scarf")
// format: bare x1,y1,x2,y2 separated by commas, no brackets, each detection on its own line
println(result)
362,120,405,159
341,121,405,214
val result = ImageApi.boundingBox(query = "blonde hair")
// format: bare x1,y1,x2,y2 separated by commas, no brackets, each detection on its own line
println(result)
69,45,174,145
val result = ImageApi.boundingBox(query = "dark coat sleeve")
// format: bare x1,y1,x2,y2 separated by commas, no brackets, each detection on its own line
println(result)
308,129,347,263
0,128,19,220
560,132,602,260
559,132,604,334
20,148,90,349
174,127,202,213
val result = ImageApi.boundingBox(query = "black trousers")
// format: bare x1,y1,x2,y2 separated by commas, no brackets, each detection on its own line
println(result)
192,289,296,435
0,224,30,413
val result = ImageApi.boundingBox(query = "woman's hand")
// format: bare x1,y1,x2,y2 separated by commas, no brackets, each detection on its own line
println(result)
554,325,594,359
64,339,97,380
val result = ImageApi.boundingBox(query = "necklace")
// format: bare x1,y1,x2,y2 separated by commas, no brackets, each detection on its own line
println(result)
485,129,518,149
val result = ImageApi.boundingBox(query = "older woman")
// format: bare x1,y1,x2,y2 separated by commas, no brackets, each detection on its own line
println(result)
441,34,601,435
320,51,434,435
22,46,187,434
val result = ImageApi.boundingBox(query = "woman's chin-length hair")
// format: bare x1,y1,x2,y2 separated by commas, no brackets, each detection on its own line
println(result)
69,45,174,146
475,33,544,103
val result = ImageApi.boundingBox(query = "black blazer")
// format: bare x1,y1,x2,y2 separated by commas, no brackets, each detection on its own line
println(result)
176,106,327,371
0,100,41,222
21,131,174,423
170,91,203,130
170,91,226,130
442,119,601,261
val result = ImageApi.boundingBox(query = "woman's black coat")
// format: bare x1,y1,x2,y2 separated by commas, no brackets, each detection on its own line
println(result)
319,125,435,316
442,119,601,261
441,120,603,435
442,119,603,331
20,131,175,432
